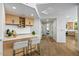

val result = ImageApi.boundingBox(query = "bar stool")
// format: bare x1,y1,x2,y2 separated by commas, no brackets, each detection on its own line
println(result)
29,37,41,55
13,40,28,56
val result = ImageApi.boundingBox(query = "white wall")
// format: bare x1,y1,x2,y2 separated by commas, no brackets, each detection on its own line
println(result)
52,20,57,40
30,18,42,38
57,16,66,43
0,3,5,56
5,25,31,35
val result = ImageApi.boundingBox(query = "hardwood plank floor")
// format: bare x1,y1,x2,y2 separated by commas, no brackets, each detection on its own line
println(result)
39,35,79,56
3,35,79,56
66,35,76,51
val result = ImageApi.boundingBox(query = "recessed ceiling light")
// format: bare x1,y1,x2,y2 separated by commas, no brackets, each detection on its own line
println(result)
12,6,16,9
41,10,48,15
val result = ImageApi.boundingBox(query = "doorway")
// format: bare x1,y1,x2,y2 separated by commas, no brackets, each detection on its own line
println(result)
41,18,57,41
66,18,78,51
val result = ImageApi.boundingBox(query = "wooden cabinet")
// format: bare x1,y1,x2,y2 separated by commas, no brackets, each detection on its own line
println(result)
29,17,34,25
12,16,19,24
5,14,34,26
5,14,19,25
6,14,13,24
25,16,34,26
3,41,13,56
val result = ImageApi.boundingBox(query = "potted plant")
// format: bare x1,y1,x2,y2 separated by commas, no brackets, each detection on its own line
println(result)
6,29,10,34
6,29,12,37
8,31,12,37
32,31,36,35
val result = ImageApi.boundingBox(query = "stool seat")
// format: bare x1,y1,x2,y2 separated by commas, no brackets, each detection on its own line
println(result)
31,37,41,45
29,37,41,55
13,41,28,50
13,40,28,56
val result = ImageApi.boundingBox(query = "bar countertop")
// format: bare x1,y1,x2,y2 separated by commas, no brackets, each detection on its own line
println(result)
4,34,39,42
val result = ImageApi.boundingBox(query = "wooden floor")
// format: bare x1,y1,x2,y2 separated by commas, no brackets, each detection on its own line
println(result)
4,35,79,56
66,35,76,51
40,35,79,56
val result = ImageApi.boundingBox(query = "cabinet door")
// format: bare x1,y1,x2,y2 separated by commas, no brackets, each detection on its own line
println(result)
29,18,34,25
28,19,31,25
12,16,19,25
5,15,13,24
6,15,19,25
25,17,34,26
25,17,29,25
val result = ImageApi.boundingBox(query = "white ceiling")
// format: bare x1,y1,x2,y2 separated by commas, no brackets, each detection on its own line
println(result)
36,3,77,23
4,3,38,18
36,3,76,18
4,3,77,23
41,17,56,24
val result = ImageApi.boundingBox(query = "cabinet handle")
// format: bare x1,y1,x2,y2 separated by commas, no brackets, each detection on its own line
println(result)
12,19,14,24
29,22,31,24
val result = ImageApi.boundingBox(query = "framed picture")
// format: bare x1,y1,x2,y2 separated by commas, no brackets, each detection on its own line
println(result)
66,22,74,30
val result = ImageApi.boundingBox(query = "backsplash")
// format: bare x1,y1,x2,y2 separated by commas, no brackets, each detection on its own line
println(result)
5,25,31,35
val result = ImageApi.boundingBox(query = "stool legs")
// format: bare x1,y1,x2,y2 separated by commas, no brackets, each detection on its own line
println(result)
13,50,15,56
13,45,40,56
25,47,28,55
23,48,25,56
28,40,32,55
28,44,40,55
37,44,40,55
13,48,25,56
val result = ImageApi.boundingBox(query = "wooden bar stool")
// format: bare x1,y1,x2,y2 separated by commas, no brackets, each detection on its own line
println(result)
13,40,28,56
29,37,41,55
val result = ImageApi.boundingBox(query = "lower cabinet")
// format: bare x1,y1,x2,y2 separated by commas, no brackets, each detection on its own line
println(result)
3,42,13,56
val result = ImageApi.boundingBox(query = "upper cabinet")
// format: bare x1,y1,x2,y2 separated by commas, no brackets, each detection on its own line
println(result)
5,14,34,26
5,14,19,25
6,14,13,24
12,16,19,25
25,16,34,26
